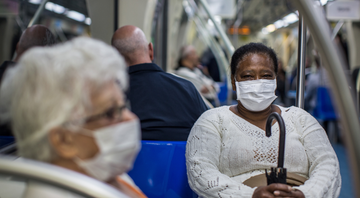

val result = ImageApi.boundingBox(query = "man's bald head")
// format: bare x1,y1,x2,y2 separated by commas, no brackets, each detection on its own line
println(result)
15,25,56,61
111,25,153,66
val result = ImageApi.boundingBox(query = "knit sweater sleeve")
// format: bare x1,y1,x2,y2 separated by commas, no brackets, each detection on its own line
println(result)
292,108,341,198
186,109,255,198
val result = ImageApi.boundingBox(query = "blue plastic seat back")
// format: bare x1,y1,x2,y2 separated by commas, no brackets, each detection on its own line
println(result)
313,86,337,120
217,82,227,103
0,136,15,149
128,141,195,198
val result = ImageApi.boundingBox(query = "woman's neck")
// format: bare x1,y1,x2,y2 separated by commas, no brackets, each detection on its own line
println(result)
232,102,280,130
181,60,194,70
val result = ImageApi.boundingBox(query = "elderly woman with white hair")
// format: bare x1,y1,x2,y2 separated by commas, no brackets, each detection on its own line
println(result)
0,37,146,198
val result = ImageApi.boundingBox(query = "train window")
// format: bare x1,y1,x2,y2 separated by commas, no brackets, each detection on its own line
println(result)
0,0,91,64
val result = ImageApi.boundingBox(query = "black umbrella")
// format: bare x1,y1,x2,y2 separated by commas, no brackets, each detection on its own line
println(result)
265,112,287,185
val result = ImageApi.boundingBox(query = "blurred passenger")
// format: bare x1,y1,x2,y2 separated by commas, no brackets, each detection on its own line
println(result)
200,48,220,81
0,24,56,136
111,25,208,141
0,37,146,198
0,24,56,82
200,37,226,82
289,58,312,91
304,56,322,114
186,43,340,198
305,55,340,142
176,45,220,105
275,59,286,105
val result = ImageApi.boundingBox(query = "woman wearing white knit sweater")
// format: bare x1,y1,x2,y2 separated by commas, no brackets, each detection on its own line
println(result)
186,43,341,198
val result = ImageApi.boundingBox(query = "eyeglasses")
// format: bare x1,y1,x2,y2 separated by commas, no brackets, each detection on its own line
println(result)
84,105,127,124
64,105,127,127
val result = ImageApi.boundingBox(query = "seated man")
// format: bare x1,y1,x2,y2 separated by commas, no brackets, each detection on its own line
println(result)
111,25,208,141
0,24,56,136
0,37,146,198
0,24,56,83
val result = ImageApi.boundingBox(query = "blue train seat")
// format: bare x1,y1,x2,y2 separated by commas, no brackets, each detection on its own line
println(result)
128,141,195,198
312,86,338,121
217,82,227,103
0,136,15,149
217,81,237,106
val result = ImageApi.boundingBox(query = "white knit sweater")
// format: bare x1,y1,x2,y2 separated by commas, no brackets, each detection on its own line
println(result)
186,105,341,198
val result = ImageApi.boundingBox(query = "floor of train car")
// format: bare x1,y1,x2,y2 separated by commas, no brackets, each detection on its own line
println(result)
333,143,355,198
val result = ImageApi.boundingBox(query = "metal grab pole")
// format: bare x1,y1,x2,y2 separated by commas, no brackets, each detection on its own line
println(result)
197,0,235,57
28,0,48,27
293,1,360,196
296,15,306,109
188,0,235,105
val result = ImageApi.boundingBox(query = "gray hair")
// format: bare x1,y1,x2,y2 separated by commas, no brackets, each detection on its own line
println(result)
179,45,196,60
0,37,128,162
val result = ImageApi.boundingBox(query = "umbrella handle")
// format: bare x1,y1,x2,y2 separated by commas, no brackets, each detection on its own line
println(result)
265,112,286,168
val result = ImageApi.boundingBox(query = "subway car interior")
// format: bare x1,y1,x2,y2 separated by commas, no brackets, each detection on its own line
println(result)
0,0,360,197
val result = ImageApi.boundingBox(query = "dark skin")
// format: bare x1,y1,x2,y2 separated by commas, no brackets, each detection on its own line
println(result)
230,53,281,131
230,53,305,198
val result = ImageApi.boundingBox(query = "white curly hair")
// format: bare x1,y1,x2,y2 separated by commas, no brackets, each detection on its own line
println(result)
0,37,128,162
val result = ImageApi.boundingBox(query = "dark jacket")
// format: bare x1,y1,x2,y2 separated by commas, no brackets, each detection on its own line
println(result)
128,63,208,141
0,61,15,136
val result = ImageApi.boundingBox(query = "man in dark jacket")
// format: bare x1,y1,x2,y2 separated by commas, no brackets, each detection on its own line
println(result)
1,25,56,83
111,25,208,141
0,25,56,136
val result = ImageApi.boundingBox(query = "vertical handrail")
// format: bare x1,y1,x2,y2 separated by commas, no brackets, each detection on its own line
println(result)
357,70,360,112
197,0,235,57
231,0,243,48
161,0,168,71
185,0,233,105
27,0,48,27
296,16,306,109
293,1,360,197
183,0,229,72
114,0,119,32
190,0,235,105
153,0,168,71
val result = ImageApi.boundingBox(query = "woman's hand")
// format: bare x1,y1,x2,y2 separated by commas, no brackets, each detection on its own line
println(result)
252,184,305,198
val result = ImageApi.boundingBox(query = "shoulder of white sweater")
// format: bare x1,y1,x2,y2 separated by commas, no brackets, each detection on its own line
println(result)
198,105,312,126
278,105,311,118
199,105,310,120
199,106,231,119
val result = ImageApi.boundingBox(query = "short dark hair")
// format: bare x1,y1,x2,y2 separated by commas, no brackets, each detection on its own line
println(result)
230,42,278,76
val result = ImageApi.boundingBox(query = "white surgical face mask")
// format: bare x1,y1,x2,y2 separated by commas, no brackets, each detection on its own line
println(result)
235,79,277,112
75,119,141,182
